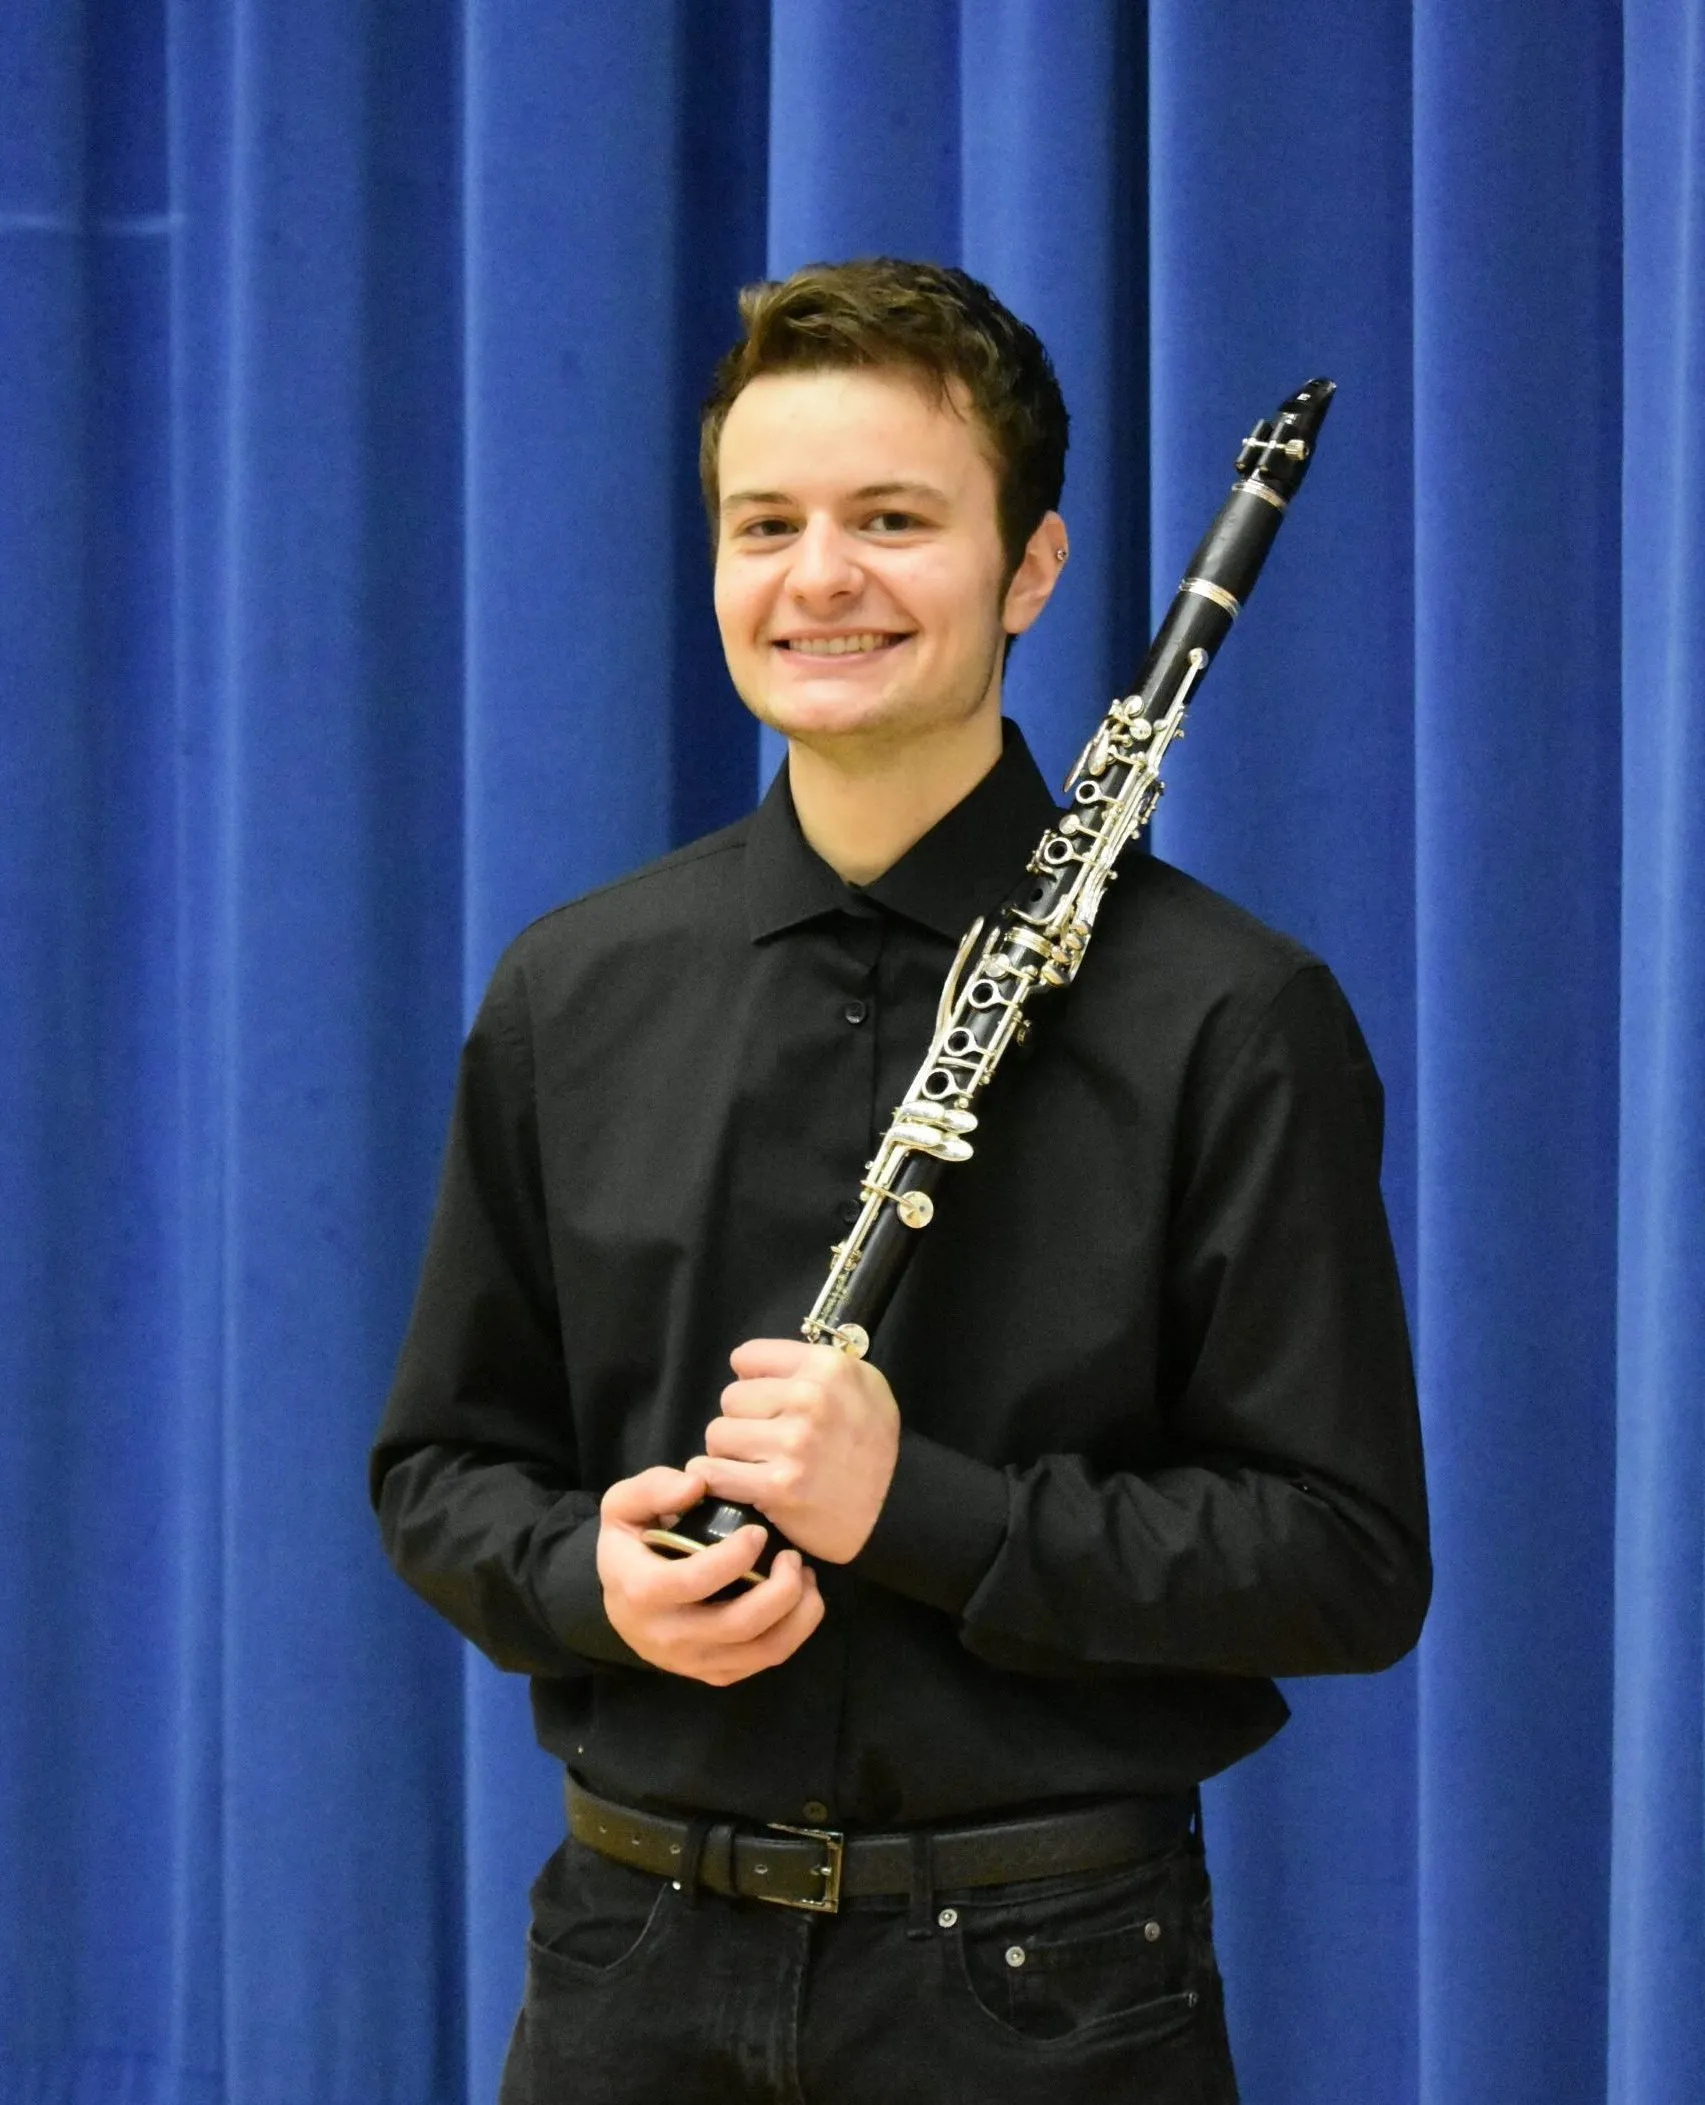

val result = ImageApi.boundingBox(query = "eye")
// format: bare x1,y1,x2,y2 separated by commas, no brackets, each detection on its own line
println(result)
865,510,924,534
733,514,797,542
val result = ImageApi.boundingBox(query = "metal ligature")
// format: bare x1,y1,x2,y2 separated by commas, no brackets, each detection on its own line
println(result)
645,377,1337,1578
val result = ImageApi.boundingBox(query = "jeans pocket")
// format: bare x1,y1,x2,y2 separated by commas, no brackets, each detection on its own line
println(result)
525,1836,675,1979
952,1846,1213,2047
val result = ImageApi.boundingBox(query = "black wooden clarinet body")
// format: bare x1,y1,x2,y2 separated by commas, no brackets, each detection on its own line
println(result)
646,377,1337,1578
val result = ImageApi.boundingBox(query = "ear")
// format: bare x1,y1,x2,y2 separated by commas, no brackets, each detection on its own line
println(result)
1001,511,1069,637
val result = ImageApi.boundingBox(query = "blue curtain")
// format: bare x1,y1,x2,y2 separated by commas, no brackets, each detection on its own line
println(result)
2,3,1699,2102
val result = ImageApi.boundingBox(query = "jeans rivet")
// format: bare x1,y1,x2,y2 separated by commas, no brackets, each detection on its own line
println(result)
937,1907,958,1929
1005,1945,1027,1968
1143,1919,1162,1942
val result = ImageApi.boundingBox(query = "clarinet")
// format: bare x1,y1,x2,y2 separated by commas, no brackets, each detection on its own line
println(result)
645,376,1337,1578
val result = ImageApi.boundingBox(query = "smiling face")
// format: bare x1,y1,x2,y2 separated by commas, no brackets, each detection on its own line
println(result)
713,366,1062,759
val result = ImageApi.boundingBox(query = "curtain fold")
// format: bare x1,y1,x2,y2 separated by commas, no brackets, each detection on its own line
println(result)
957,0,1148,789
171,3,470,2099
1,5,1698,2102
1612,6,1705,2100
1147,8,1421,2097
1411,7,1624,2102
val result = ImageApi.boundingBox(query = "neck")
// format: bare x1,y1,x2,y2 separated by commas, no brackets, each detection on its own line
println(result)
786,711,1004,884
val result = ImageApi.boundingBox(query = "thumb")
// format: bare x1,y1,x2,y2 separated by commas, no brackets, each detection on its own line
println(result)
600,1466,707,1528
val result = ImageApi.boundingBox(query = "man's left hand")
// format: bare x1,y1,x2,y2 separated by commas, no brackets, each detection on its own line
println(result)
689,1338,901,1564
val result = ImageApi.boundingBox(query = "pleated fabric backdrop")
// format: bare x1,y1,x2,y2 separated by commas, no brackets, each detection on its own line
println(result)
1,3,1699,2102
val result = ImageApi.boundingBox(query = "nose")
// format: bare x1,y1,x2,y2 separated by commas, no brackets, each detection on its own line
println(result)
785,513,861,606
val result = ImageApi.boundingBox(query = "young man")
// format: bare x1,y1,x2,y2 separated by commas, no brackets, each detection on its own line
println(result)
372,260,1429,2104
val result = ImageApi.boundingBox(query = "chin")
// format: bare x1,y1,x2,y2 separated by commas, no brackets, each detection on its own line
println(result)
783,710,945,754
754,689,911,741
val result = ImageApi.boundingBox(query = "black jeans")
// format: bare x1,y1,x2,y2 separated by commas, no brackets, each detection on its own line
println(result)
498,1821,1240,2104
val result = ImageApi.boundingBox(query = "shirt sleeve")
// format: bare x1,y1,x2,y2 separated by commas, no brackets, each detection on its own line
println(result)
369,949,649,1675
852,962,1431,1680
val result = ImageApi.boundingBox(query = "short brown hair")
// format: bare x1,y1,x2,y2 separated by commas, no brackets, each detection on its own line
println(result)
700,258,1069,579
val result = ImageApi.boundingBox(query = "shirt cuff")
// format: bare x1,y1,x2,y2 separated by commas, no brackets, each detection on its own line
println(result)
535,1511,655,1672
851,1429,1009,1615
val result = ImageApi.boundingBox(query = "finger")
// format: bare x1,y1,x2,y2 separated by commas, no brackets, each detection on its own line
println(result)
688,1455,790,1510
601,1466,707,1528
701,1415,805,1462
657,1521,775,1605
718,1375,820,1420
604,1518,768,1608
728,1337,815,1381
691,1551,811,1644
722,1566,826,1670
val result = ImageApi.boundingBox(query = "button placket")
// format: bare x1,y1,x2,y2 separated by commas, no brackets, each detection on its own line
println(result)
824,959,879,1228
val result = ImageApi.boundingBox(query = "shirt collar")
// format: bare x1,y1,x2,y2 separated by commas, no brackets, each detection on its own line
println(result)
744,719,1061,943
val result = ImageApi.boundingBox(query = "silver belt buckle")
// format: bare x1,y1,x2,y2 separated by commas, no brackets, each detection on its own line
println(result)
758,1822,845,1913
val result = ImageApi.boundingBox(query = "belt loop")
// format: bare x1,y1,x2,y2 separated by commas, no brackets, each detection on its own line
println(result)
906,1828,936,1940
677,1815,715,1907
704,1820,736,1896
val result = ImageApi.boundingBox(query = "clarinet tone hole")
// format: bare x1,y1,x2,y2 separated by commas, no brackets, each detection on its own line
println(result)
921,1068,955,1100
967,979,1002,1009
944,1028,977,1057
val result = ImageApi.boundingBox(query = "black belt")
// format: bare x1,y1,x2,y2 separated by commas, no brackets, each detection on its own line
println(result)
567,1779,1195,1916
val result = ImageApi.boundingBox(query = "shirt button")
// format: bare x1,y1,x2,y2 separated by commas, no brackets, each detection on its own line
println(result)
842,999,869,1025
802,1800,830,1823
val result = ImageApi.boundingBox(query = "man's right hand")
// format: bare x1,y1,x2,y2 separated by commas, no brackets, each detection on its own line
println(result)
596,1466,823,1685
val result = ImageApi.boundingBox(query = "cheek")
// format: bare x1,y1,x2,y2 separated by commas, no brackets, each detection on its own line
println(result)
712,563,761,645
907,557,1007,639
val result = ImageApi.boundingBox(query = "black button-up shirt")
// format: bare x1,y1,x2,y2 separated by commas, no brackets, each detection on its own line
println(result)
372,725,1428,1828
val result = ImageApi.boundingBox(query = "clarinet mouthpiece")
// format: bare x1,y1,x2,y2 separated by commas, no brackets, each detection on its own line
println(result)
1237,377,1337,493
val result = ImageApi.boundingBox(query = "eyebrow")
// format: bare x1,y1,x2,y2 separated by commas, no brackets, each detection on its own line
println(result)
719,480,952,515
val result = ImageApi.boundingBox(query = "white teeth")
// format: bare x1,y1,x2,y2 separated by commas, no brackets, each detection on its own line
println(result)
783,633,894,656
